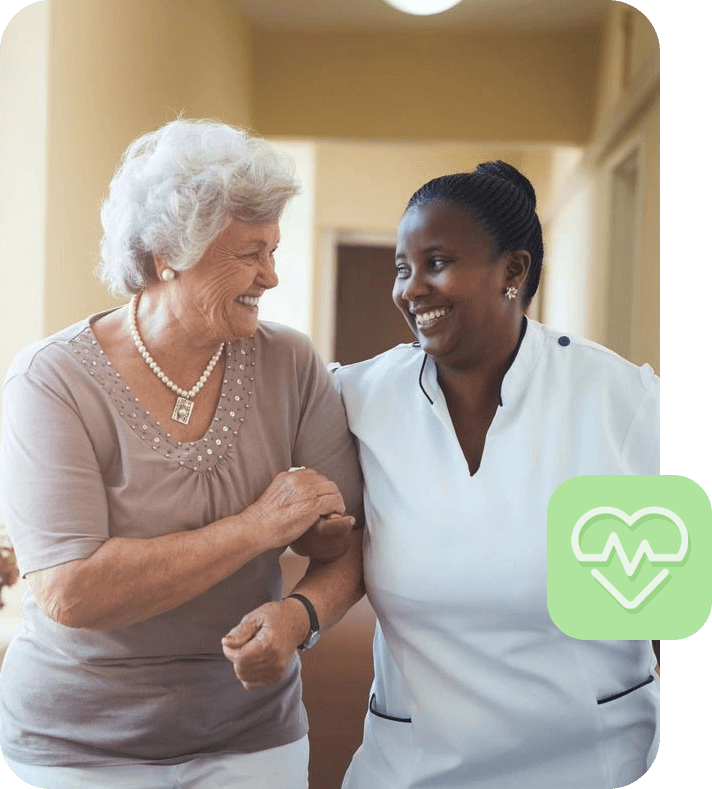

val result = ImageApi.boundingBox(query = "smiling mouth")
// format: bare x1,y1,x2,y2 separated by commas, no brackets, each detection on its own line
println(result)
235,295,260,308
413,306,452,328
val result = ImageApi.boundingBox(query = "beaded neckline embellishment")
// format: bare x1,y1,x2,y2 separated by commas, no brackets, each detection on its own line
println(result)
71,326,256,473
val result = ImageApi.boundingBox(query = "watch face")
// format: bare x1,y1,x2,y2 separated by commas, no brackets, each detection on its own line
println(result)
299,630,321,651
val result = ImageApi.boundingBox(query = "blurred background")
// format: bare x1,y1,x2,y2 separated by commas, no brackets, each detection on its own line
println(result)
0,2,659,787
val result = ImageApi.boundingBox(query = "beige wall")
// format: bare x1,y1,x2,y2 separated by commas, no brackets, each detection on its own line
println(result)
542,2,659,370
0,1,50,528
594,1,658,127
253,27,602,144
44,0,254,334
306,140,573,357
314,142,529,234
2,1,656,367
0,1,49,382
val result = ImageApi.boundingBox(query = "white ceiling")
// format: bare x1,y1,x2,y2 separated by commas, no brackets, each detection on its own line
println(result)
237,0,610,32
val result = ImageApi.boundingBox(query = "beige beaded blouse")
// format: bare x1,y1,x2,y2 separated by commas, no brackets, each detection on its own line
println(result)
0,312,362,767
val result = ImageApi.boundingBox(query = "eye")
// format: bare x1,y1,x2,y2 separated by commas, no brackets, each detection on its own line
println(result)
430,257,449,272
395,263,410,278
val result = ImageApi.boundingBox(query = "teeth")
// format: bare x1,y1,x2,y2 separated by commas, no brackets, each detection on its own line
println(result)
236,295,259,306
415,306,451,326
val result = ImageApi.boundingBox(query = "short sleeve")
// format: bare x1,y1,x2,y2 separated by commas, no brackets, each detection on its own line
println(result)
292,350,363,519
621,366,660,475
0,367,110,575
328,362,343,395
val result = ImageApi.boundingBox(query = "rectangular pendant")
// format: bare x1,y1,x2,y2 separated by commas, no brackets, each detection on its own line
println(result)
172,396,194,425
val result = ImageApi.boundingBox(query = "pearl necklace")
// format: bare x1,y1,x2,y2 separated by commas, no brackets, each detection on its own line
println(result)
129,293,224,425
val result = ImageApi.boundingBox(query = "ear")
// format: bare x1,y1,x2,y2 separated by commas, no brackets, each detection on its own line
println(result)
152,253,167,279
504,250,530,291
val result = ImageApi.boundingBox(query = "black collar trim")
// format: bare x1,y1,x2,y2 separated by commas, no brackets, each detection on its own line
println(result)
416,315,528,407
418,352,434,404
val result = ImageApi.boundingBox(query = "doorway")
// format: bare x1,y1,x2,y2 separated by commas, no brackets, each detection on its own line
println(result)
333,243,414,365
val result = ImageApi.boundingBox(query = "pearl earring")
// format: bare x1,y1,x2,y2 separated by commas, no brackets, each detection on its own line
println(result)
505,286,519,301
161,267,176,281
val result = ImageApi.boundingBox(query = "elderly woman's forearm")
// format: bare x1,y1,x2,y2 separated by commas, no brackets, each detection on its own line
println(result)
30,512,269,630
29,469,349,630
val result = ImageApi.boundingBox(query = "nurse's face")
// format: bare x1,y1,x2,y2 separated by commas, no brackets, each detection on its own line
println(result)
393,200,525,370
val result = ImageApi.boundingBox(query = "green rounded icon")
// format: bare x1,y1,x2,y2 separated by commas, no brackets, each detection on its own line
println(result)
547,475,712,640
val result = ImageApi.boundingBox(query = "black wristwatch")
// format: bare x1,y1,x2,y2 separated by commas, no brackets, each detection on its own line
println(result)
287,593,321,651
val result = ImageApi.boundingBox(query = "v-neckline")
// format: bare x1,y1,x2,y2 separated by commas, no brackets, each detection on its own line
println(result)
421,317,530,478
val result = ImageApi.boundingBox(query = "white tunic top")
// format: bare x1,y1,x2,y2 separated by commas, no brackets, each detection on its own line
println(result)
335,319,659,789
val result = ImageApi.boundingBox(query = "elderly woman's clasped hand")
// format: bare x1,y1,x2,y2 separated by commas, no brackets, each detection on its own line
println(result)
243,467,354,557
223,466,355,690
221,598,310,691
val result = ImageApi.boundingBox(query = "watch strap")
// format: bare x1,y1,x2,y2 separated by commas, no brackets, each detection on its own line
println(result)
287,593,320,650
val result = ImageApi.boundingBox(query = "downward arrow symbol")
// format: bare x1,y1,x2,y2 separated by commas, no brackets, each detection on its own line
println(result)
590,568,669,609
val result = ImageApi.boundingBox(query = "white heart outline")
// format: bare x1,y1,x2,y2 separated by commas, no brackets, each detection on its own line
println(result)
570,506,689,610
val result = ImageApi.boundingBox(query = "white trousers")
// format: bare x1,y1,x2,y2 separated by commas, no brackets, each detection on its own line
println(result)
2,735,309,789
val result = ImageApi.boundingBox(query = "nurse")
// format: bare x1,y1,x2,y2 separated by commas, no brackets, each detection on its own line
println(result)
227,161,660,788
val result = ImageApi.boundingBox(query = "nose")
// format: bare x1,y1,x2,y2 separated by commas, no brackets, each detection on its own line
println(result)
398,268,430,304
259,255,279,290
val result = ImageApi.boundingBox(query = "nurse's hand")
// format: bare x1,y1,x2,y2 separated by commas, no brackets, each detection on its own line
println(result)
290,512,357,562
221,599,309,690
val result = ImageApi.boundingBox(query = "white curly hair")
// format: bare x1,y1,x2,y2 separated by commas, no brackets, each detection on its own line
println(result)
97,119,299,295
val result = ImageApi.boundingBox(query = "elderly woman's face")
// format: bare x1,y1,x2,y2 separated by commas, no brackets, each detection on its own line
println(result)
172,218,279,342
393,201,514,368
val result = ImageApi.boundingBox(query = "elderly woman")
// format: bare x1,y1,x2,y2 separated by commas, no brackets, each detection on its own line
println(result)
228,161,660,788
0,119,363,789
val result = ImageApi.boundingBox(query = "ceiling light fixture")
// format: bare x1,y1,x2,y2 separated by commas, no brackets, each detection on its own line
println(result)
383,0,464,16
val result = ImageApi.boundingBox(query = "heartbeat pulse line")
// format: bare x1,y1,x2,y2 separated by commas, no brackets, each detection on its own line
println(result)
579,534,674,576
571,506,689,576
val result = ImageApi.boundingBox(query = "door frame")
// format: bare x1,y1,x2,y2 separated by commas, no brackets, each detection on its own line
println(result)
314,229,396,362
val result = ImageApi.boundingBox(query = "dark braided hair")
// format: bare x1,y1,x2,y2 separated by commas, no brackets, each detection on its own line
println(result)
405,161,544,305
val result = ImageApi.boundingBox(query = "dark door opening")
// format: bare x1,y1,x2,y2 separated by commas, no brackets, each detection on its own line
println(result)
333,244,414,365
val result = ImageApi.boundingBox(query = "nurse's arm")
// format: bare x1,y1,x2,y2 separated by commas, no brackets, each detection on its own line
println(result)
222,528,365,689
